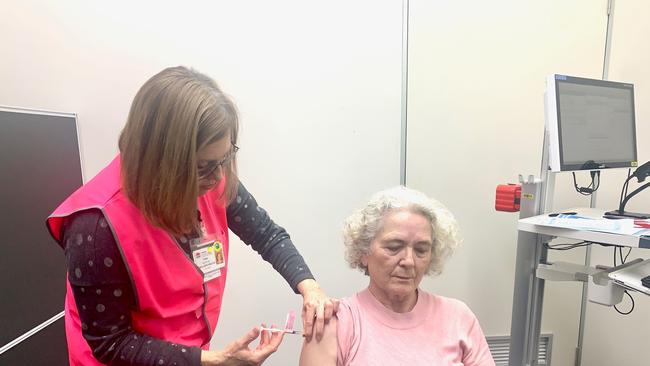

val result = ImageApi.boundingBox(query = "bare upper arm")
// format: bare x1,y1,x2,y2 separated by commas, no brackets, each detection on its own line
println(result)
299,315,338,366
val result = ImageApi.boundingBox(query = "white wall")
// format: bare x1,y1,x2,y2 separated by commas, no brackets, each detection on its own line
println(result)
407,0,649,365
408,1,624,365
0,1,403,365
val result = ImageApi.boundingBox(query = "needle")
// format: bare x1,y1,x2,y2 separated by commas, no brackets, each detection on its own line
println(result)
259,327,302,335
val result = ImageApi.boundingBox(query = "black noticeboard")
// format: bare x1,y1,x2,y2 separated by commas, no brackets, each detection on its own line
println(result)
0,108,83,365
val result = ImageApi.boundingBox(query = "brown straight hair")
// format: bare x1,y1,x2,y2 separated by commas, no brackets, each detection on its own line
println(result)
119,66,239,236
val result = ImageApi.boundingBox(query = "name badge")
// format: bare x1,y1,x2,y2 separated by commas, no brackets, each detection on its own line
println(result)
190,235,226,283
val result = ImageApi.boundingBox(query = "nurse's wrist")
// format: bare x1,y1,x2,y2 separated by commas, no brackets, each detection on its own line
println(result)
297,279,320,296
200,350,225,365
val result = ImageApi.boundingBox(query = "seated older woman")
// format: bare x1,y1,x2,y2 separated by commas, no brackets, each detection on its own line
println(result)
300,186,495,366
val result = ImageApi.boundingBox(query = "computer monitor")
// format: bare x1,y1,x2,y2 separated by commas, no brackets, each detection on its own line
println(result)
545,74,638,172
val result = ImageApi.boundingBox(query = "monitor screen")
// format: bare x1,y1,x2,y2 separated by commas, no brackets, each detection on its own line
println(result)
546,75,638,172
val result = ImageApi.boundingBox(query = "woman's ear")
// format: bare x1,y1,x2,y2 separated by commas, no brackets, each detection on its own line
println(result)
361,253,368,268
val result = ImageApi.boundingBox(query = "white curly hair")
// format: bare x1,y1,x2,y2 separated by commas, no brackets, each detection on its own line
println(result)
342,186,460,276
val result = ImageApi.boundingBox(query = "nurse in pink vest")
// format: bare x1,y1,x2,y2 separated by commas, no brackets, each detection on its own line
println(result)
47,66,338,366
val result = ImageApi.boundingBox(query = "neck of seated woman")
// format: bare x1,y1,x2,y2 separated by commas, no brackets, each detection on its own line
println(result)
368,286,419,313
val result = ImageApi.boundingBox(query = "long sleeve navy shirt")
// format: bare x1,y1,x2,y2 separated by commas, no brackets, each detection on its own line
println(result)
62,182,314,366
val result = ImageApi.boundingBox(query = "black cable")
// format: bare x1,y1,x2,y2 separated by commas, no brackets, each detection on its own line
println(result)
614,290,635,315
543,240,617,251
572,171,601,195
617,169,634,212
544,241,590,251
617,246,630,265
612,247,636,315
618,247,623,265
592,171,601,191
623,247,632,263
572,172,589,195
624,169,631,199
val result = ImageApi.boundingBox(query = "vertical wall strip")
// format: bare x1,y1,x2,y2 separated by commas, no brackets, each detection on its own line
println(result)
575,2,615,366
400,0,410,185
602,0,615,81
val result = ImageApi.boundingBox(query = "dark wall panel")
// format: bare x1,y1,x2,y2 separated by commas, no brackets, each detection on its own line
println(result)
0,318,68,366
0,109,83,365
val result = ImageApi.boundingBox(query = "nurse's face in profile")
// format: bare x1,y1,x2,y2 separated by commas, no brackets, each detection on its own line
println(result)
196,135,236,196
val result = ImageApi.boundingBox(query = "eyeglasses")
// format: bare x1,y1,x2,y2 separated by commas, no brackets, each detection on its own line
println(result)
197,144,239,180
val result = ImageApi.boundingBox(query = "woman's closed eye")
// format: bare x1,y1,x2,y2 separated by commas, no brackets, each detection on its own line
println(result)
414,246,431,257
383,242,403,254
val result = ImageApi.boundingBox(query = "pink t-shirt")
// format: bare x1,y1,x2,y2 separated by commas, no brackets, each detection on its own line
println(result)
336,288,495,366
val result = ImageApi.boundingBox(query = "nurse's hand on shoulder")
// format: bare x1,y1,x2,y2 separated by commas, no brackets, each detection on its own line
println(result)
297,279,340,342
201,325,284,366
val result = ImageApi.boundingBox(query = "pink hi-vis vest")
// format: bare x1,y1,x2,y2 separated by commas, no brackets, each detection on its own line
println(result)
47,156,229,366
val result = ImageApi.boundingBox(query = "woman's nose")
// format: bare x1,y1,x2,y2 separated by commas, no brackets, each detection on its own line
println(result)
400,247,415,267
